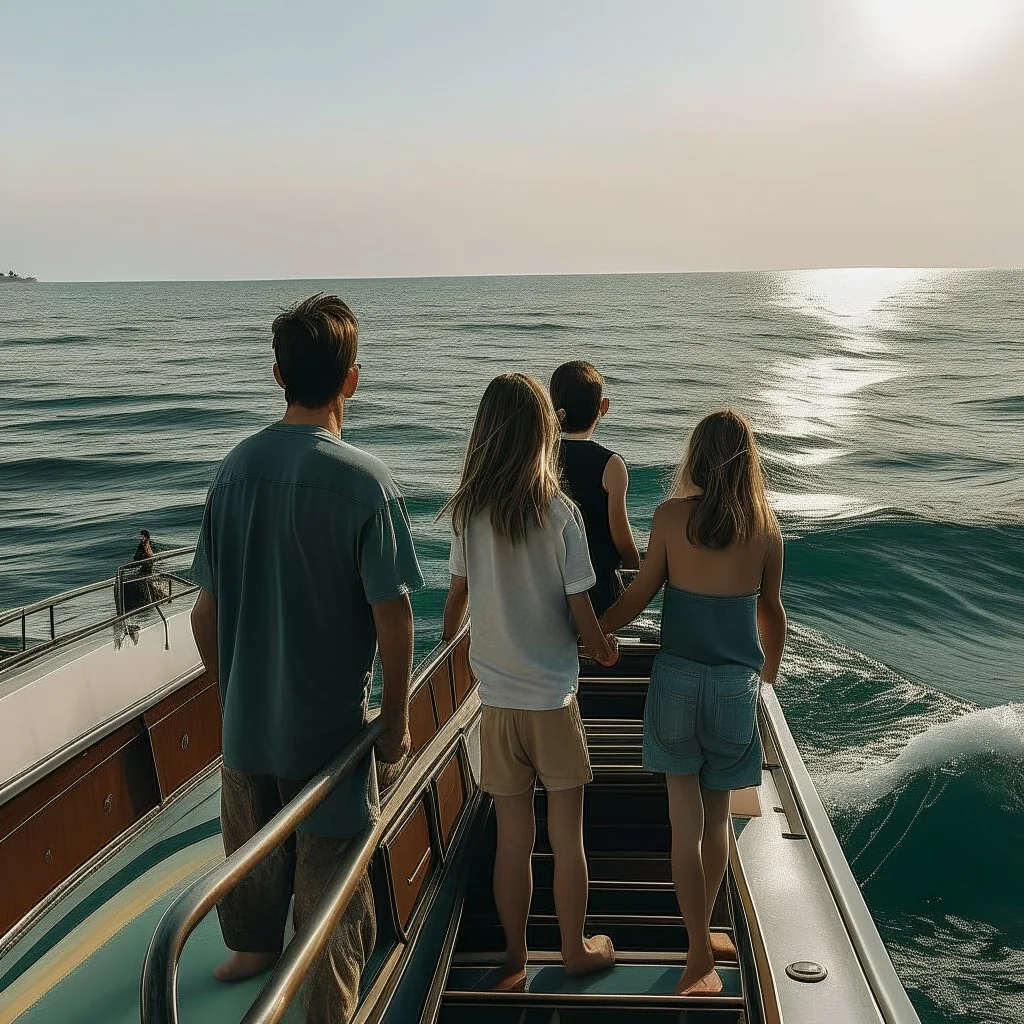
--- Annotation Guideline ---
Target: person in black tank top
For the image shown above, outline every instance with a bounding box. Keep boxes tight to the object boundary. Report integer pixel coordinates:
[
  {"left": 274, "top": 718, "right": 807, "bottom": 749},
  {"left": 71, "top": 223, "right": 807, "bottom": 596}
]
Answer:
[{"left": 551, "top": 361, "right": 640, "bottom": 615}]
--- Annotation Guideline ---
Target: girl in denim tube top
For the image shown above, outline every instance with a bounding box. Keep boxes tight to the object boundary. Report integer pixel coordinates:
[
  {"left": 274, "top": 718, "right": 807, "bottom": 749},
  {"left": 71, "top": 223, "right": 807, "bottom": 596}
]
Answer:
[{"left": 600, "top": 409, "right": 787, "bottom": 997}]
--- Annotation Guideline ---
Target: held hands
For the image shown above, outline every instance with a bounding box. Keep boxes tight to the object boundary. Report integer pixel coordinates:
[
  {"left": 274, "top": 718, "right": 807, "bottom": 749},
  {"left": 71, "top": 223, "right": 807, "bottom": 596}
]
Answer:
[
  {"left": 595, "top": 634, "right": 619, "bottom": 667},
  {"left": 376, "top": 723, "right": 411, "bottom": 764}
]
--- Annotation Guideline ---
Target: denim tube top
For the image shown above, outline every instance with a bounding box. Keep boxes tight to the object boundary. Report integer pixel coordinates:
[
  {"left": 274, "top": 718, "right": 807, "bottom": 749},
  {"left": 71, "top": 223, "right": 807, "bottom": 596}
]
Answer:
[{"left": 659, "top": 584, "right": 764, "bottom": 673}]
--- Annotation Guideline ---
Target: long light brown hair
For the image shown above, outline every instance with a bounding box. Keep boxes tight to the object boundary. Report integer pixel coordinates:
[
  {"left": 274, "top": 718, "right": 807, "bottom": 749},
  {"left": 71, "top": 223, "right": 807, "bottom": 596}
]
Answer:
[
  {"left": 672, "top": 409, "right": 776, "bottom": 549},
  {"left": 442, "top": 373, "right": 563, "bottom": 543}
]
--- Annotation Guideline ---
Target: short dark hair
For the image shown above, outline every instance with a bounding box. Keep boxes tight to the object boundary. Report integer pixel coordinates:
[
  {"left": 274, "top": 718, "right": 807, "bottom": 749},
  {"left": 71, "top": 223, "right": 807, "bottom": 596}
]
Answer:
[
  {"left": 549, "top": 361, "right": 604, "bottom": 432},
  {"left": 272, "top": 293, "right": 359, "bottom": 408}
]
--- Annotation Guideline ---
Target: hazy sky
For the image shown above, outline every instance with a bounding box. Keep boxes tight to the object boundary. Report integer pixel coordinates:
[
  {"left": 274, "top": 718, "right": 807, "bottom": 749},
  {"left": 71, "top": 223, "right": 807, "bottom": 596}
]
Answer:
[{"left": 2, "top": 0, "right": 1023, "bottom": 280}]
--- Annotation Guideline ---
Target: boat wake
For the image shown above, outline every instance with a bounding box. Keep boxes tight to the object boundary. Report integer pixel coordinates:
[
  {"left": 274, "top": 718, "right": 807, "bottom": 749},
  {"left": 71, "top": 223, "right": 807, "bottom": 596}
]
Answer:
[{"left": 827, "top": 703, "right": 1024, "bottom": 812}]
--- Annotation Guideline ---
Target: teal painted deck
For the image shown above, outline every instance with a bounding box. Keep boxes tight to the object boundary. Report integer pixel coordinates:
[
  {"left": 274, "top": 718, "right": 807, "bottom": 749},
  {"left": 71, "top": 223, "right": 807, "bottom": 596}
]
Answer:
[
  {"left": 11, "top": 881, "right": 298, "bottom": 1024},
  {"left": 0, "top": 775, "right": 302, "bottom": 1024},
  {"left": 446, "top": 962, "right": 743, "bottom": 997}
]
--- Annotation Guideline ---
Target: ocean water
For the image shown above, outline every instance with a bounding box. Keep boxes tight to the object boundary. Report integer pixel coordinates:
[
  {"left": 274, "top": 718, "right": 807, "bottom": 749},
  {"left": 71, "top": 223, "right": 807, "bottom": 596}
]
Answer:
[{"left": 1, "top": 270, "right": 1022, "bottom": 1022}]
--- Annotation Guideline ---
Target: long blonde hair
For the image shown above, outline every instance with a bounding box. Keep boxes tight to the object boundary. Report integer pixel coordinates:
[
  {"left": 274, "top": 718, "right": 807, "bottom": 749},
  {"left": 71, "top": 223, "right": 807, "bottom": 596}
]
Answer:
[
  {"left": 442, "top": 373, "right": 563, "bottom": 543},
  {"left": 672, "top": 409, "right": 776, "bottom": 549}
]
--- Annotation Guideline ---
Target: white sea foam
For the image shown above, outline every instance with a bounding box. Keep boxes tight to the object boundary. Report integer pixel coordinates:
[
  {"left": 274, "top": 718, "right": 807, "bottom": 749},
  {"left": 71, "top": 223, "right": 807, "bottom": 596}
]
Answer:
[{"left": 828, "top": 703, "right": 1024, "bottom": 809}]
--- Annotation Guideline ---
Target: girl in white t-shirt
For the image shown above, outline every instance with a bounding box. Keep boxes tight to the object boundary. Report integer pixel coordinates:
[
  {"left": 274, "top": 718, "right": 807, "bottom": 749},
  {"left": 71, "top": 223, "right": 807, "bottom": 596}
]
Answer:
[{"left": 441, "top": 372, "right": 619, "bottom": 991}]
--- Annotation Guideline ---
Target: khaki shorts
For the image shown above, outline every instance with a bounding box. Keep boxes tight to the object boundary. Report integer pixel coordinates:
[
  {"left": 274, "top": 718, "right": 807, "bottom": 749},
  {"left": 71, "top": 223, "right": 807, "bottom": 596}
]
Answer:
[{"left": 480, "top": 697, "right": 593, "bottom": 796}]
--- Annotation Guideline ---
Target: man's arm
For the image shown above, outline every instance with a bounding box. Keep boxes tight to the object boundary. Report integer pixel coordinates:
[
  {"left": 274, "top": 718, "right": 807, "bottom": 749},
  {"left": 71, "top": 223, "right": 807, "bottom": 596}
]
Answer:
[
  {"left": 372, "top": 593, "right": 414, "bottom": 764},
  {"left": 442, "top": 574, "right": 469, "bottom": 641},
  {"left": 190, "top": 589, "right": 219, "bottom": 679},
  {"left": 603, "top": 455, "right": 641, "bottom": 570}
]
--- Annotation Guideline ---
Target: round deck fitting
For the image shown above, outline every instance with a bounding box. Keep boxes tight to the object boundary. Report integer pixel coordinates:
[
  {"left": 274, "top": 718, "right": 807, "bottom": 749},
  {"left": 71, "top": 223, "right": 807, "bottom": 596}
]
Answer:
[{"left": 786, "top": 961, "right": 828, "bottom": 983}]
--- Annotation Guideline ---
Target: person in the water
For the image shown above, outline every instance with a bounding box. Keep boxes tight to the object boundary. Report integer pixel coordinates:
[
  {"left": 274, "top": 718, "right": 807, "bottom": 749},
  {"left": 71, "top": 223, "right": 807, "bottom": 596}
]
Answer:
[
  {"left": 550, "top": 361, "right": 640, "bottom": 615},
  {"left": 441, "top": 373, "right": 619, "bottom": 991},
  {"left": 600, "top": 409, "right": 787, "bottom": 996}
]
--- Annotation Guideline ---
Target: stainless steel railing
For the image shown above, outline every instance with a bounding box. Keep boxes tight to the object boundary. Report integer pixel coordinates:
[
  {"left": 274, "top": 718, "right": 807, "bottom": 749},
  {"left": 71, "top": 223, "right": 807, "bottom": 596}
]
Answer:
[
  {"left": 140, "top": 620, "right": 473, "bottom": 1024},
  {"left": 760, "top": 686, "right": 921, "bottom": 1024},
  {"left": 0, "top": 546, "right": 198, "bottom": 673}
]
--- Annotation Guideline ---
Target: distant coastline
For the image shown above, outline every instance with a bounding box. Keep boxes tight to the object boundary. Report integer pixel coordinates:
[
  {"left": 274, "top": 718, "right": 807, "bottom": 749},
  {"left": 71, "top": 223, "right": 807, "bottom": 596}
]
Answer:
[{"left": 2, "top": 270, "right": 38, "bottom": 283}]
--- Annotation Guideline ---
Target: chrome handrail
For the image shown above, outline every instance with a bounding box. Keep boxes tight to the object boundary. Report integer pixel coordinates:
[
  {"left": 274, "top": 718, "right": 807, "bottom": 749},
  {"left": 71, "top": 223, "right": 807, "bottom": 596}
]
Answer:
[
  {"left": 0, "top": 577, "right": 117, "bottom": 627},
  {"left": 0, "top": 546, "right": 197, "bottom": 673},
  {"left": 140, "top": 621, "right": 472, "bottom": 1024},
  {"left": 760, "top": 686, "right": 921, "bottom": 1024}
]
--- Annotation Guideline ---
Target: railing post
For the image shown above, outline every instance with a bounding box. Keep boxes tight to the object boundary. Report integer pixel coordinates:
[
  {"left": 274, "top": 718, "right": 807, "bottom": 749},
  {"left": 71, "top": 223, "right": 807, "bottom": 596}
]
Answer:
[
  {"left": 49, "top": 605, "right": 55, "bottom": 642},
  {"left": 21, "top": 613, "right": 26, "bottom": 652}
]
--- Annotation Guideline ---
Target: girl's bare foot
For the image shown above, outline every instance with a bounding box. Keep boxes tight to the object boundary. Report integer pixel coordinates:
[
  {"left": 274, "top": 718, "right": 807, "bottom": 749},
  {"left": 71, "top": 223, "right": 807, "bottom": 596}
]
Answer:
[
  {"left": 213, "top": 950, "right": 278, "bottom": 982},
  {"left": 491, "top": 968, "right": 527, "bottom": 992},
  {"left": 676, "top": 942, "right": 723, "bottom": 995},
  {"left": 710, "top": 931, "right": 737, "bottom": 960},
  {"left": 676, "top": 967, "right": 724, "bottom": 995},
  {"left": 563, "top": 934, "right": 616, "bottom": 977},
  {"left": 492, "top": 952, "right": 528, "bottom": 992}
]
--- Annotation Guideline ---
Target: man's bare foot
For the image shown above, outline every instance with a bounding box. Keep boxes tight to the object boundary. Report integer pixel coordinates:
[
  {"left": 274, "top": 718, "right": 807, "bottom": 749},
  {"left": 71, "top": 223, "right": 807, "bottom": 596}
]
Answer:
[
  {"left": 676, "top": 943, "right": 723, "bottom": 995},
  {"left": 213, "top": 951, "right": 278, "bottom": 983},
  {"left": 564, "top": 934, "right": 616, "bottom": 977},
  {"left": 710, "top": 931, "right": 737, "bottom": 960}
]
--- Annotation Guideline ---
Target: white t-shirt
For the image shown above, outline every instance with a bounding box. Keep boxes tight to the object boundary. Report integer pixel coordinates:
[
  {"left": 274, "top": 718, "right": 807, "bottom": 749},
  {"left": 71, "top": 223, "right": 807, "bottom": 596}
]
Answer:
[{"left": 449, "top": 494, "right": 597, "bottom": 711}]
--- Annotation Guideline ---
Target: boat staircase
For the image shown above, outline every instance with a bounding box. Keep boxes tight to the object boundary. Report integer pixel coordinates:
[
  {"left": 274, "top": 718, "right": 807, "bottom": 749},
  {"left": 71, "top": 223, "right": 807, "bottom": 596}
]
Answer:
[{"left": 430, "top": 648, "right": 755, "bottom": 1023}]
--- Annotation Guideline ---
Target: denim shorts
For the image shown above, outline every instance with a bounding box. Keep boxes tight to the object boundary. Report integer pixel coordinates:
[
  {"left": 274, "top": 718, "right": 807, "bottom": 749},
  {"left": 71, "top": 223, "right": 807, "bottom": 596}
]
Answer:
[{"left": 642, "top": 651, "right": 763, "bottom": 791}]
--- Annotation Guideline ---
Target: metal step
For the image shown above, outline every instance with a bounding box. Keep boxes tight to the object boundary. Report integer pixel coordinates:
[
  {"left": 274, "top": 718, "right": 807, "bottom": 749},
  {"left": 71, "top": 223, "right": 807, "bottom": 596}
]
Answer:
[
  {"left": 455, "top": 912, "right": 725, "bottom": 956},
  {"left": 439, "top": 961, "right": 745, "bottom": 1023}
]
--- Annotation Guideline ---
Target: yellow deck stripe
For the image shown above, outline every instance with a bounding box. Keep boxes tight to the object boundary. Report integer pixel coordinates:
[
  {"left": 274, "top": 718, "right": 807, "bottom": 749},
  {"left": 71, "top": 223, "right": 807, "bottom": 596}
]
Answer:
[{"left": 0, "top": 843, "right": 222, "bottom": 1023}]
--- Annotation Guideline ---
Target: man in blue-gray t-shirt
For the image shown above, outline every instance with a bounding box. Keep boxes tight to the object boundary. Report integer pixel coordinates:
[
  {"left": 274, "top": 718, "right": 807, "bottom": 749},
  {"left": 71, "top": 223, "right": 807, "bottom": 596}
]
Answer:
[{"left": 189, "top": 293, "right": 423, "bottom": 1022}]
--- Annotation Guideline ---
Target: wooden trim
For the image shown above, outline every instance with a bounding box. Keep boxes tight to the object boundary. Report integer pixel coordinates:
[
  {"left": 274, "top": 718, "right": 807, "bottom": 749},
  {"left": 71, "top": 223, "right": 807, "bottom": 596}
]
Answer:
[
  {"left": 0, "top": 721, "right": 147, "bottom": 844},
  {"left": 142, "top": 669, "right": 216, "bottom": 728},
  {"left": 0, "top": 668, "right": 223, "bottom": 943},
  {"left": 451, "top": 635, "right": 474, "bottom": 705},
  {"left": 434, "top": 746, "right": 468, "bottom": 852},
  {"left": 147, "top": 681, "right": 222, "bottom": 800},
  {"left": 408, "top": 684, "right": 438, "bottom": 755},
  {"left": 0, "top": 733, "right": 160, "bottom": 937},
  {"left": 429, "top": 663, "right": 455, "bottom": 728},
  {"left": 383, "top": 798, "right": 434, "bottom": 936}
]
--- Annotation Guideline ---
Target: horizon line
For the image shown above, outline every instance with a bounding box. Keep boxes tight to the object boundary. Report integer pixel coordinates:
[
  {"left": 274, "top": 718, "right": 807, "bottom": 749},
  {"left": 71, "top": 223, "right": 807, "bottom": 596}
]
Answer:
[{"left": 14, "top": 263, "right": 1024, "bottom": 285}]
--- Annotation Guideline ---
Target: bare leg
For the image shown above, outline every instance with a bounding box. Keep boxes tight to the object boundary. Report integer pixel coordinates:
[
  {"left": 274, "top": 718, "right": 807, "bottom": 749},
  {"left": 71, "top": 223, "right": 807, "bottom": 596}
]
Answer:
[
  {"left": 665, "top": 773, "right": 722, "bottom": 995},
  {"left": 546, "top": 786, "right": 615, "bottom": 976},
  {"left": 492, "top": 790, "right": 536, "bottom": 988},
  {"left": 701, "top": 786, "right": 736, "bottom": 960}
]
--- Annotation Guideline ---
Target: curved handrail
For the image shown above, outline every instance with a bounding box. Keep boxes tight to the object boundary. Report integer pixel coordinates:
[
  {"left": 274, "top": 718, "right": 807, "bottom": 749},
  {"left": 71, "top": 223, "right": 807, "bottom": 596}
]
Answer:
[
  {"left": 0, "top": 546, "right": 198, "bottom": 673},
  {"left": 760, "top": 686, "right": 921, "bottom": 1024},
  {"left": 140, "top": 621, "right": 472, "bottom": 1024}
]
